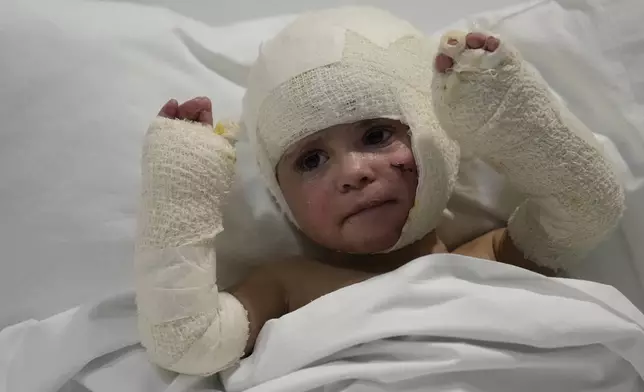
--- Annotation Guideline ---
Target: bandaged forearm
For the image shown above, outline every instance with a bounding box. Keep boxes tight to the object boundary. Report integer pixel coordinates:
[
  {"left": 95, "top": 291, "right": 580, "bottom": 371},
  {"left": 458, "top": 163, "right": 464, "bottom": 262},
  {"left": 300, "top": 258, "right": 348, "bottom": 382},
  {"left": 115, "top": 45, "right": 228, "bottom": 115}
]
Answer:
[
  {"left": 432, "top": 38, "right": 625, "bottom": 270},
  {"left": 135, "top": 117, "right": 249, "bottom": 375}
]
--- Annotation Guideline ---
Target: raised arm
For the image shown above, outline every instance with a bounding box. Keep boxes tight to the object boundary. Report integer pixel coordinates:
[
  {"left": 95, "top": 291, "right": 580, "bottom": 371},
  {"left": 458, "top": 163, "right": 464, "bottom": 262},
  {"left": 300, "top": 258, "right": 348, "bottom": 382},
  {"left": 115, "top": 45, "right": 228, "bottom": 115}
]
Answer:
[
  {"left": 432, "top": 32, "right": 624, "bottom": 271},
  {"left": 135, "top": 116, "right": 251, "bottom": 375}
]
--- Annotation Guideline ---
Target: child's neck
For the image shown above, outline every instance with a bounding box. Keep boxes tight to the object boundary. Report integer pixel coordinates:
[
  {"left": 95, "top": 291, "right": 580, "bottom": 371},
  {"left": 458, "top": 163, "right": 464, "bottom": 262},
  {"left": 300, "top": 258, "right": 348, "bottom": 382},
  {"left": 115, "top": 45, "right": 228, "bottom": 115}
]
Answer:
[{"left": 318, "top": 231, "right": 446, "bottom": 274}]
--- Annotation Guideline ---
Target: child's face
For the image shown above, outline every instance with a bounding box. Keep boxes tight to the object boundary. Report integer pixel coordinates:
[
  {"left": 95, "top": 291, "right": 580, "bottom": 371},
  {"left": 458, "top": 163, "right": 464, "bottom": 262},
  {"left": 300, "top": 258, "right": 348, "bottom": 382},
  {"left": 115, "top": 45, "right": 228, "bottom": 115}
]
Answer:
[{"left": 277, "top": 118, "right": 418, "bottom": 254}]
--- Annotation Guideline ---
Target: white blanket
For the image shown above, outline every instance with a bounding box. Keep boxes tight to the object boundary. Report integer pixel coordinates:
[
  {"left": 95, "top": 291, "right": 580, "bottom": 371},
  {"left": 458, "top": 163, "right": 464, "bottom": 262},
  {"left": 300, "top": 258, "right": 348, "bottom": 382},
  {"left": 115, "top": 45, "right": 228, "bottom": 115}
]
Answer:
[
  {"left": 222, "top": 256, "right": 644, "bottom": 392},
  {"left": 4, "top": 255, "right": 644, "bottom": 392}
]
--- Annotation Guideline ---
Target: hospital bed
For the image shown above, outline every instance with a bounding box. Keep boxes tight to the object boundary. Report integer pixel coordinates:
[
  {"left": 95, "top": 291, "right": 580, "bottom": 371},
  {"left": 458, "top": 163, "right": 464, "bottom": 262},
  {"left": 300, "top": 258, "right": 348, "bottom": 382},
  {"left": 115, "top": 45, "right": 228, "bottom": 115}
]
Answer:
[{"left": 1, "top": 0, "right": 644, "bottom": 391}]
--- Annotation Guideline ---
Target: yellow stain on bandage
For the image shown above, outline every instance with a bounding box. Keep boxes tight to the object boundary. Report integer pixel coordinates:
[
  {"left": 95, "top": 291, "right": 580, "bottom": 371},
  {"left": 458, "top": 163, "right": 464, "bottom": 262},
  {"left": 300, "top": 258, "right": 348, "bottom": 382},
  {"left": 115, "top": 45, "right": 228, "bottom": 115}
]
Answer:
[{"left": 214, "top": 122, "right": 226, "bottom": 136}]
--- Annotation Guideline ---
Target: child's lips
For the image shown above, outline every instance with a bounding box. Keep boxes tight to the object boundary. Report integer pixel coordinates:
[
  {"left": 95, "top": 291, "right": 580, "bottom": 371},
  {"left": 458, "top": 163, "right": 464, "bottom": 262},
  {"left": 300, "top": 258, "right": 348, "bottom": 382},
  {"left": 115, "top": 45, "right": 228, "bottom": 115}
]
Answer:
[{"left": 343, "top": 199, "right": 398, "bottom": 223}]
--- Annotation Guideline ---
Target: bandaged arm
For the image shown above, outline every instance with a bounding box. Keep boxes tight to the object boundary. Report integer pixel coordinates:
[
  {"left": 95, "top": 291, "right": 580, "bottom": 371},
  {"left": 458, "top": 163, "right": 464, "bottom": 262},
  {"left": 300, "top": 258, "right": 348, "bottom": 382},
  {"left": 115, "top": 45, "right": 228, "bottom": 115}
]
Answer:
[
  {"left": 432, "top": 37, "right": 625, "bottom": 270},
  {"left": 135, "top": 118, "right": 251, "bottom": 375}
]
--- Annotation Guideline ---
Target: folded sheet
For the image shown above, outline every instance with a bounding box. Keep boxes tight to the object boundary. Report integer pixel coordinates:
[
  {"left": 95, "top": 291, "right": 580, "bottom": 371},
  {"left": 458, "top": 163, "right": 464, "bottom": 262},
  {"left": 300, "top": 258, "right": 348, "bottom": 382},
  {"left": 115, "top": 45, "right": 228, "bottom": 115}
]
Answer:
[
  {"left": 4, "top": 255, "right": 644, "bottom": 392},
  {"left": 220, "top": 255, "right": 644, "bottom": 392}
]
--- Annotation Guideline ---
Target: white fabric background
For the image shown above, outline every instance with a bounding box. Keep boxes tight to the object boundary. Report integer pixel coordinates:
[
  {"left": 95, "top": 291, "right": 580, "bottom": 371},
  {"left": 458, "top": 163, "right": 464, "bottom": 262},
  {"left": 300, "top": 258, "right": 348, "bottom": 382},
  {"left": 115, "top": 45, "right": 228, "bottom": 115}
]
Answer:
[{"left": 106, "top": 0, "right": 532, "bottom": 29}]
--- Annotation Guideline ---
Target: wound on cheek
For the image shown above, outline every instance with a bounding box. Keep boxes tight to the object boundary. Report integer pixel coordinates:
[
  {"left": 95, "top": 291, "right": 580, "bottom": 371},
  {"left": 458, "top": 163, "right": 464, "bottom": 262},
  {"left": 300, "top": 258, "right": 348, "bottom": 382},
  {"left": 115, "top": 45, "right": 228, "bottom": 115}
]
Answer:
[{"left": 392, "top": 163, "right": 415, "bottom": 173}]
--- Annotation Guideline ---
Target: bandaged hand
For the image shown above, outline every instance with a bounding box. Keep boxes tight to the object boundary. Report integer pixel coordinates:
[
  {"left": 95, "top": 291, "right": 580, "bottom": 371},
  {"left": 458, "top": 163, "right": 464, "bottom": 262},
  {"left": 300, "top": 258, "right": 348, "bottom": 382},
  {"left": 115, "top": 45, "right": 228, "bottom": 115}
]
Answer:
[
  {"left": 432, "top": 32, "right": 624, "bottom": 270},
  {"left": 135, "top": 97, "right": 247, "bottom": 375}
]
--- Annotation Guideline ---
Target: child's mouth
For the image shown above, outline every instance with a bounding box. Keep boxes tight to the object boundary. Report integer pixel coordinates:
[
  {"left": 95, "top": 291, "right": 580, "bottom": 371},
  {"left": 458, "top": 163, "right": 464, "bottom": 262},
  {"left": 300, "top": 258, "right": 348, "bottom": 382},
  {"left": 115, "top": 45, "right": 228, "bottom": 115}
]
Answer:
[{"left": 344, "top": 199, "right": 398, "bottom": 223}]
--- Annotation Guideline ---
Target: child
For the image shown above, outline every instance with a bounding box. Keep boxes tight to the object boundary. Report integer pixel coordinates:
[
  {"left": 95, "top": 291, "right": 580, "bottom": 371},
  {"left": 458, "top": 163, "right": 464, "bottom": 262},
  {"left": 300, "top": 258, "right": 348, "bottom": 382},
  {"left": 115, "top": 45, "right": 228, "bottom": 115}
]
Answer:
[{"left": 135, "top": 7, "right": 624, "bottom": 376}]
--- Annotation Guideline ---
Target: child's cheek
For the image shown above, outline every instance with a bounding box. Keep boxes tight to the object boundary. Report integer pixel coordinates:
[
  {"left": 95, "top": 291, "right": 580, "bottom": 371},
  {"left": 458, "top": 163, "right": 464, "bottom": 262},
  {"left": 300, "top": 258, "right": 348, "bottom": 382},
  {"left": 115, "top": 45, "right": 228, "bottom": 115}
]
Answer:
[
  {"left": 294, "top": 178, "right": 335, "bottom": 229},
  {"left": 302, "top": 179, "right": 332, "bottom": 211}
]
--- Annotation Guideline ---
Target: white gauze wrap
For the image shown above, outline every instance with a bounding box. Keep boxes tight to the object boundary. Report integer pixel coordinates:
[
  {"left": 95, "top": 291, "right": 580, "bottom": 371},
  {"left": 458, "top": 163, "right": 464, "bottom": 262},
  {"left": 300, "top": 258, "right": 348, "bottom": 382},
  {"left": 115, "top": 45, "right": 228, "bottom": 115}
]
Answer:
[
  {"left": 135, "top": 118, "right": 249, "bottom": 375},
  {"left": 431, "top": 31, "right": 625, "bottom": 269},
  {"left": 242, "top": 7, "right": 460, "bottom": 251}
]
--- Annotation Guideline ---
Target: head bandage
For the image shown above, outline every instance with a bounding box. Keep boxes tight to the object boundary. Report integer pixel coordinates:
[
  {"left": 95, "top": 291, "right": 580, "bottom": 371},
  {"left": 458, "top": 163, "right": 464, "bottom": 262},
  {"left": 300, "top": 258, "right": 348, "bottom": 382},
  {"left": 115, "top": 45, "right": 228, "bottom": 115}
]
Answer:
[{"left": 242, "top": 7, "right": 460, "bottom": 251}]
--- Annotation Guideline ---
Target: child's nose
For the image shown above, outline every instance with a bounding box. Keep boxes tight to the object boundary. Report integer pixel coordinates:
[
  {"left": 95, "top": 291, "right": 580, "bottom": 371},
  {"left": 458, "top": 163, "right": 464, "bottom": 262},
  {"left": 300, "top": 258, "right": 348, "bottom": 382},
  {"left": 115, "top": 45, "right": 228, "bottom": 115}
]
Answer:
[{"left": 336, "top": 153, "right": 376, "bottom": 192}]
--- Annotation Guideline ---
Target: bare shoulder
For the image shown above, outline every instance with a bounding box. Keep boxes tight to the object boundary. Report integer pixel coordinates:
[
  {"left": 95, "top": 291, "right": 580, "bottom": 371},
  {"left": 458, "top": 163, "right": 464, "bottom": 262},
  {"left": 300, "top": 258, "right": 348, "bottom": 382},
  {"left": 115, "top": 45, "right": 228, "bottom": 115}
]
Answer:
[{"left": 452, "top": 228, "right": 556, "bottom": 277}]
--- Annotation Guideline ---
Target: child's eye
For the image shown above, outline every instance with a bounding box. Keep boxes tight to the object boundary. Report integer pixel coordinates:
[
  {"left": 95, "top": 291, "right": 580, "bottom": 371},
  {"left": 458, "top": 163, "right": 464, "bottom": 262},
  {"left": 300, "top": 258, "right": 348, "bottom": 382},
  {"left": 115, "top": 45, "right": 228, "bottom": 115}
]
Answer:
[
  {"left": 363, "top": 127, "right": 393, "bottom": 146},
  {"left": 296, "top": 150, "right": 328, "bottom": 172}
]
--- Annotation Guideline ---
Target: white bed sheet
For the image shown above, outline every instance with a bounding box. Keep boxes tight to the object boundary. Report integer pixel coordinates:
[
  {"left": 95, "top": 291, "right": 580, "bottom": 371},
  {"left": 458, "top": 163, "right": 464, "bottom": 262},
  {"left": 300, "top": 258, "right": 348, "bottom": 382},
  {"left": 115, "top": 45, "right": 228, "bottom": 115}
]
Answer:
[
  {"left": 105, "top": 0, "right": 535, "bottom": 29},
  {"left": 220, "top": 255, "right": 644, "bottom": 392}
]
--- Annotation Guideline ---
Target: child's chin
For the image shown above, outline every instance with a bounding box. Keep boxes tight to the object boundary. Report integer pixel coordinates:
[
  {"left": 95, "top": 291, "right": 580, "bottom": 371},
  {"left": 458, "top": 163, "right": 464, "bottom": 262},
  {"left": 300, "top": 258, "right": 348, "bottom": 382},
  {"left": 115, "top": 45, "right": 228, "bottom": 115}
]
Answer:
[{"left": 343, "top": 229, "right": 401, "bottom": 254}]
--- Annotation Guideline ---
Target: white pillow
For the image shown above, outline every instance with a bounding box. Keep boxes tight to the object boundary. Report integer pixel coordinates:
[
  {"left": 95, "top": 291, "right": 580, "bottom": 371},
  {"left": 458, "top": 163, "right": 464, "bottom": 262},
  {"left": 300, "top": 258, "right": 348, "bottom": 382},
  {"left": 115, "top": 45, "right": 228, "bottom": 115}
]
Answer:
[{"left": 0, "top": 0, "right": 296, "bottom": 327}]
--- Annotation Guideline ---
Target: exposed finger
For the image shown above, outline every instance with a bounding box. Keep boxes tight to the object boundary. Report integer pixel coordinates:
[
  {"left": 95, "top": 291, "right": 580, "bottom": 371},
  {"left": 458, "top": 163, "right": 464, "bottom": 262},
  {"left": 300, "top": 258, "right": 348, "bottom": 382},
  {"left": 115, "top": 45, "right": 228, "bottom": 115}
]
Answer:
[
  {"left": 178, "top": 97, "right": 213, "bottom": 122},
  {"left": 465, "top": 32, "right": 486, "bottom": 49},
  {"left": 158, "top": 99, "right": 179, "bottom": 118},
  {"left": 177, "top": 99, "right": 202, "bottom": 121},
  {"left": 484, "top": 36, "right": 500, "bottom": 52},
  {"left": 435, "top": 53, "right": 454, "bottom": 73},
  {"left": 199, "top": 109, "right": 214, "bottom": 126},
  {"left": 197, "top": 96, "right": 212, "bottom": 111}
]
